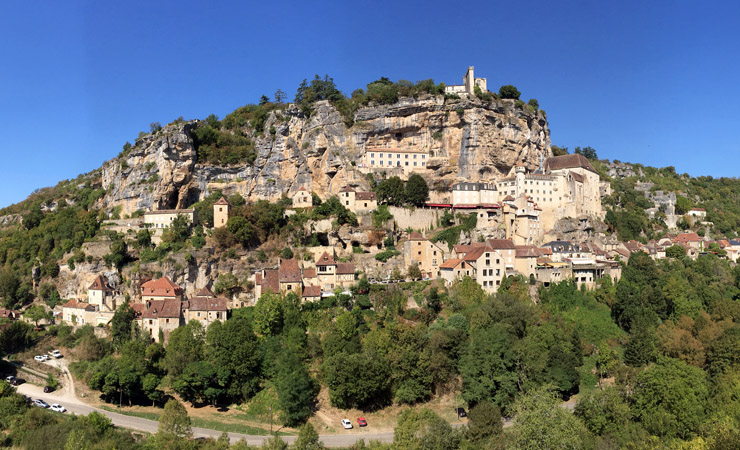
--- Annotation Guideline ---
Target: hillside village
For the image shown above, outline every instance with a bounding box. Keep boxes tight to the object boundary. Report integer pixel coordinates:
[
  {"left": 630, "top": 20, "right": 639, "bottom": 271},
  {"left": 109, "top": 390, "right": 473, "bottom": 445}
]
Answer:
[{"left": 1, "top": 67, "right": 737, "bottom": 344}]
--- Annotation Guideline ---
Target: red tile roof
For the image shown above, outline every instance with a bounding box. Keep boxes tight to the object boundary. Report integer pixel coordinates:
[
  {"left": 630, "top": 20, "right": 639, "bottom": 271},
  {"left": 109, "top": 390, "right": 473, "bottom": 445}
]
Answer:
[
  {"left": 487, "top": 239, "right": 516, "bottom": 250},
  {"left": 131, "top": 303, "right": 145, "bottom": 318},
  {"left": 339, "top": 186, "right": 356, "bottom": 193},
  {"left": 260, "top": 269, "right": 279, "bottom": 293},
  {"left": 142, "top": 299, "right": 182, "bottom": 319},
  {"left": 463, "top": 247, "right": 487, "bottom": 261},
  {"left": 302, "top": 268, "right": 316, "bottom": 278},
  {"left": 88, "top": 275, "right": 112, "bottom": 292},
  {"left": 141, "top": 277, "right": 182, "bottom": 298},
  {"left": 570, "top": 171, "right": 585, "bottom": 183},
  {"left": 316, "top": 251, "right": 336, "bottom": 266},
  {"left": 279, "top": 259, "right": 302, "bottom": 283},
  {"left": 185, "top": 297, "right": 228, "bottom": 312},
  {"left": 440, "top": 258, "right": 464, "bottom": 269},
  {"left": 516, "top": 246, "right": 540, "bottom": 258},
  {"left": 214, "top": 197, "right": 230, "bottom": 206},
  {"left": 302, "top": 285, "right": 321, "bottom": 298},
  {"left": 356, "top": 192, "right": 377, "bottom": 201},
  {"left": 336, "top": 263, "right": 355, "bottom": 275},
  {"left": 62, "top": 299, "right": 87, "bottom": 309},
  {"left": 675, "top": 233, "right": 701, "bottom": 243},
  {"left": 409, "top": 231, "right": 425, "bottom": 241},
  {"left": 502, "top": 195, "right": 515, "bottom": 202}
]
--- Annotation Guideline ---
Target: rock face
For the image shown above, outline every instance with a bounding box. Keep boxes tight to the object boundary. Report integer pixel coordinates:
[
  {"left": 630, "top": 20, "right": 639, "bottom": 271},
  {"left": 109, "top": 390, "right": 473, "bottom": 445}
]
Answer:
[{"left": 99, "top": 96, "right": 551, "bottom": 215}]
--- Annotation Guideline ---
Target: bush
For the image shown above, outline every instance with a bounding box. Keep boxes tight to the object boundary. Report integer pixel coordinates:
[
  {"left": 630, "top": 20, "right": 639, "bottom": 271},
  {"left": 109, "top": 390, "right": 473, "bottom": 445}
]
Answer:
[{"left": 498, "top": 85, "right": 521, "bottom": 100}]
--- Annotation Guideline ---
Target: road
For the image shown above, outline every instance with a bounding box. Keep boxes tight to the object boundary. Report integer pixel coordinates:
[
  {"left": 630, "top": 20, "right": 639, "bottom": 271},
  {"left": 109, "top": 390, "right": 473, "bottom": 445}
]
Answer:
[{"left": 13, "top": 359, "right": 395, "bottom": 447}]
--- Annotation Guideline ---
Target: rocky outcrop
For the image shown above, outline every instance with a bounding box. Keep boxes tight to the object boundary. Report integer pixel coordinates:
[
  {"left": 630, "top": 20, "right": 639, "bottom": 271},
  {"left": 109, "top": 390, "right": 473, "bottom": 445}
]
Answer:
[{"left": 98, "top": 96, "right": 550, "bottom": 215}]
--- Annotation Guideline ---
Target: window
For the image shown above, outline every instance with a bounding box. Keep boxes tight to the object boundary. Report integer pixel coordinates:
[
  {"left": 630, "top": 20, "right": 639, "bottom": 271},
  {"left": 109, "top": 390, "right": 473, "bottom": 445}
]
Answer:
[
  {"left": 219, "top": 207, "right": 222, "bottom": 212},
  {"left": 422, "top": 162, "right": 425, "bottom": 166},
  {"left": 422, "top": 154, "right": 425, "bottom": 159},
  {"left": 413, "top": 154, "right": 417, "bottom": 159},
  {"left": 414, "top": 162, "right": 417, "bottom": 166},
  {"left": 371, "top": 152, "right": 374, "bottom": 157}
]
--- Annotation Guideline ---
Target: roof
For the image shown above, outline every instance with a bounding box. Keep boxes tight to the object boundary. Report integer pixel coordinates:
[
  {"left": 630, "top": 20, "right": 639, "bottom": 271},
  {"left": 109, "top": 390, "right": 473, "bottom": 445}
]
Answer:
[
  {"left": 543, "top": 240, "right": 579, "bottom": 253},
  {"left": 141, "top": 277, "right": 182, "bottom": 298},
  {"left": 131, "top": 303, "right": 145, "bottom": 318},
  {"left": 302, "top": 268, "right": 316, "bottom": 278},
  {"left": 675, "top": 232, "right": 701, "bottom": 243},
  {"left": 214, "top": 197, "right": 230, "bottom": 206},
  {"left": 570, "top": 171, "right": 585, "bottom": 183},
  {"left": 546, "top": 154, "right": 598, "bottom": 174},
  {"left": 336, "top": 263, "right": 355, "bottom": 275},
  {"left": 302, "top": 286, "right": 322, "bottom": 297},
  {"left": 144, "top": 209, "right": 195, "bottom": 215},
  {"left": 196, "top": 286, "right": 216, "bottom": 298},
  {"left": 279, "top": 259, "right": 302, "bottom": 283},
  {"left": 486, "top": 239, "right": 516, "bottom": 250},
  {"left": 142, "top": 299, "right": 182, "bottom": 319},
  {"left": 260, "top": 269, "right": 279, "bottom": 293},
  {"left": 185, "top": 297, "right": 228, "bottom": 312},
  {"left": 356, "top": 192, "right": 377, "bottom": 201},
  {"left": 502, "top": 195, "right": 515, "bottom": 202},
  {"left": 297, "top": 186, "right": 309, "bottom": 192},
  {"left": 516, "top": 246, "right": 540, "bottom": 258},
  {"left": 690, "top": 207, "right": 706, "bottom": 211},
  {"left": 463, "top": 247, "right": 487, "bottom": 262},
  {"left": 316, "top": 251, "right": 336, "bottom": 266},
  {"left": 62, "top": 299, "right": 89, "bottom": 309},
  {"left": 88, "top": 275, "right": 112, "bottom": 292},
  {"left": 409, "top": 231, "right": 425, "bottom": 241},
  {"left": 440, "top": 258, "right": 464, "bottom": 269},
  {"left": 339, "top": 186, "right": 356, "bottom": 193}
]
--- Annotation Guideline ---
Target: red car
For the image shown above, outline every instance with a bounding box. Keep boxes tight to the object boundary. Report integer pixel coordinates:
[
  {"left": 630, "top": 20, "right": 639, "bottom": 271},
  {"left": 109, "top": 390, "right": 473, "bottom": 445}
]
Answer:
[{"left": 357, "top": 417, "right": 367, "bottom": 427}]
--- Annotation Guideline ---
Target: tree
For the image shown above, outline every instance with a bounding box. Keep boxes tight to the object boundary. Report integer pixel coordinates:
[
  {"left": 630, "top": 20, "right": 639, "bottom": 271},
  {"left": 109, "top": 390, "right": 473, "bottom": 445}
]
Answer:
[
  {"left": 150, "top": 122, "right": 162, "bottom": 133},
  {"left": 574, "top": 146, "right": 598, "bottom": 160},
  {"left": 509, "top": 386, "right": 591, "bottom": 450},
  {"left": 274, "top": 89, "right": 287, "bottom": 104},
  {"left": 375, "top": 176, "right": 405, "bottom": 206},
  {"left": 213, "top": 273, "right": 241, "bottom": 298},
  {"left": 574, "top": 386, "right": 631, "bottom": 436},
  {"left": 498, "top": 85, "right": 521, "bottom": 100},
  {"left": 666, "top": 244, "right": 687, "bottom": 259},
  {"left": 293, "top": 422, "right": 323, "bottom": 450},
  {"left": 467, "top": 400, "right": 503, "bottom": 443},
  {"left": 407, "top": 264, "right": 422, "bottom": 281},
  {"left": 0, "top": 269, "right": 20, "bottom": 309},
  {"left": 206, "top": 316, "right": 262, "bottom": 401},
  {"left": 632, "top": 357, "right": 708, "bottom": 439},
  {"left": 527, "top": 99, "right": 539, "bottom": 110},
  {"left": 158, "top": 398, "right": 192, "bottom": 439},
  {"left": 24, "top": 305, "right": 50, "bottom": 328},
  {"left": 254, "top": 292, "right": 284, "bottom": 336},
  {"left": 111, "top": 301, "right": 135, "bottom": 349},
  {"left": 404, "top": 174, "right": 429, "bottom": 207},
  {"left": 259, "top": 95, "right": 270, "bottom": 106},
  {"left": 164, "top": 321, "right": 205, "bottom": 377},
  {"left": 322, "top": 352, "right": 391, "bottom": 409},
  {"left": 394, "top": 408, "right": 462, "bottom": 450},
  {"left": 551, "top": 145, "right": 569, "bottom": 156},
  {"left": 459, "top": 325, "right": 518, "bottom": 412}
]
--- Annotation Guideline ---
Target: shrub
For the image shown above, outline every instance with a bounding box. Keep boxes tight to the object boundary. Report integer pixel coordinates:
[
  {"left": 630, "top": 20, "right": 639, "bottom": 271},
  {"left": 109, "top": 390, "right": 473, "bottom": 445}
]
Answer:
[{"left": 498, "top": 85, "right": 521, "bottom": 100}]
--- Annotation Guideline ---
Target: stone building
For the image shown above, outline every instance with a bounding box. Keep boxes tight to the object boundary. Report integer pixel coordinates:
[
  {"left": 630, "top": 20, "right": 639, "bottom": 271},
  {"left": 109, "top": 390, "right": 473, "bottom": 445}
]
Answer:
[
  {"left": 144, "top": 209, "right": 196, "bottom": 229},
  {"left": 362, "top": 148, "right": 429, "bottom": 174},
  {"left": 140, "top": 276, "right": 183, "bottom": 302},
  {"left": 338, "top": 186, "right": 377, "bottom": 214},
  {"left": 292, "top": 187, "right": 313, "bottom": 209},
  {"left": 403, "top": 231, "right": 448, "bottom": 279},
  {"left": 213, "top": 197, "right": 230, "bottom": 228},
  {"left": 182, "top": 287, "right": 228, "bottom": 328},
  {"left": 444, "top": 66, "right": 487, "bottom": 96}
]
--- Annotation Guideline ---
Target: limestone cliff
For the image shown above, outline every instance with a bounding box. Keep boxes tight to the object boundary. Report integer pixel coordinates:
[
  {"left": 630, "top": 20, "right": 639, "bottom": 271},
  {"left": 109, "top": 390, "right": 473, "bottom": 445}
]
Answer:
[{"left": 100, "top": 95, "right": 550, "bottom": 215}]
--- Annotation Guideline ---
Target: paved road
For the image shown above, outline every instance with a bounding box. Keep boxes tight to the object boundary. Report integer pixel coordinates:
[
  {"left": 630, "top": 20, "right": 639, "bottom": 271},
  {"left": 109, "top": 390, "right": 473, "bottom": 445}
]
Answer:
[{"left": 14, "top": 367, "right": 395, "bottom": 447}]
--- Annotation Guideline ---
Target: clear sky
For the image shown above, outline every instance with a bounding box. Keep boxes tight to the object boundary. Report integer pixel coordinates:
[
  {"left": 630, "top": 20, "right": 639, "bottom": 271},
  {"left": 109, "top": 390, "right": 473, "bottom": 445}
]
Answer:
[{"left": 1, "top": 0, "right": 739, "bottom": 209}]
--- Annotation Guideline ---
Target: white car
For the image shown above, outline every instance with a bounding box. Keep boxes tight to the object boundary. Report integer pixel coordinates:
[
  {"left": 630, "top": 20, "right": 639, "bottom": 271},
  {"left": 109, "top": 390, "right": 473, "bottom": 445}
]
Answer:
[
  {"left": 50, "top": 404, "right": 66, "bottom": 413},
  {"left": 341, "top": 419, "right": 353, "bottom": 429},
  {"left": 33, "top": 399, "right": 49, "bottom": 408},
  {"left": 50, "top": 350, "right": 62, "bottom": 359},
  {"left": 34, "top": 355, "right": 48, "bottom": 362}
]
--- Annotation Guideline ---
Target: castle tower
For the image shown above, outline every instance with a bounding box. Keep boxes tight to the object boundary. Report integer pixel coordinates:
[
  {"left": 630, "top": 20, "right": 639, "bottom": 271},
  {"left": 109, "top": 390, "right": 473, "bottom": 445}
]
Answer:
[
  {"left": 213, "top": 197, "right": 230, "bottom": 228},
  {"left": 515, "top": 163, "right": 526, "bottom": 196},
  {"left": 464, "top": 66, "right": 475, "bottom": 96}
]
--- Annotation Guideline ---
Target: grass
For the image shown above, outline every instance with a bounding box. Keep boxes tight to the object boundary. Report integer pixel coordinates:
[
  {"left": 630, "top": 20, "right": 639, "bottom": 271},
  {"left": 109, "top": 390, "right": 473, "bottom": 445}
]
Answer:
[{"left": 99, "top": 405, "right": 285, "bottom": 436}]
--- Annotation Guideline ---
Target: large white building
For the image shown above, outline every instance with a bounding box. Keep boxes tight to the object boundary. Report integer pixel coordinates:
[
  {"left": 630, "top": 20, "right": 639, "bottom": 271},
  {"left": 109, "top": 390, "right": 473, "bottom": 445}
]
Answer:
[{"left": 363, "top": 148, "right": 429, "bottom": 174}]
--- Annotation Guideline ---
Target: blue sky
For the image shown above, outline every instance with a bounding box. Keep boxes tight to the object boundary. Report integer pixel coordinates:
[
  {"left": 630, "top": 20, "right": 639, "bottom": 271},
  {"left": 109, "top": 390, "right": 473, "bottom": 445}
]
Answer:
[{"left": 1, "top": 0, "right": 739, "bottom": 209}]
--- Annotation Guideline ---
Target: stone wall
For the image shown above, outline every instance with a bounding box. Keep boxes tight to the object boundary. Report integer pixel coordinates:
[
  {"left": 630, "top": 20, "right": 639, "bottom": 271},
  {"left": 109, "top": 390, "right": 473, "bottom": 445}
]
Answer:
[{"left": 389, "top": 206, "right": 446, "bottom": 231}]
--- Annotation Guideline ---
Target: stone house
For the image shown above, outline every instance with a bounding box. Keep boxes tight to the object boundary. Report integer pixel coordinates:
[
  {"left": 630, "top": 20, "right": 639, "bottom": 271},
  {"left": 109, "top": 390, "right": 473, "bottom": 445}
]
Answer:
[
  {"left": 439, "top": 259, "right": 471, "bottom": 286},
  {"left": 141, "top": 276, "right": 183, "bottom": 302},
  {"left": 292, "top": 187, "right": 313, "bottom": 209},
  {"left": 138, "top": 299, "right": 182, "bottom": 343},
  {"left": 363, "top": 148, "right": 429, "bottom": 174},
  {"left": 87, "top": 275, "right": 117, "bottom": 312},
  {"left": 182, "top": 293, "right": 228, "bottom": 328},
  {"left": 403, "top": 231, "right": 447, "bottom": 278},
  {"left": 61, "top": 299, "right": 113, "bottom": 327},
  {"left": 338, "top": 186, "right": 378, "bottom": 214}
]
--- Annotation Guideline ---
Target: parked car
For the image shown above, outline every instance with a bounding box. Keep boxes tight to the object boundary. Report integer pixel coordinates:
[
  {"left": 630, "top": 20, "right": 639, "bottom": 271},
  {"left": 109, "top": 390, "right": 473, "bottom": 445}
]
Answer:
[
  {"left": 5, "top": 375, "right": 15, "bottom": 384},
  {"left": 341, "top": 419, "right": 353, "bottom": 429},
  {"left": 33, "top": 399, "right": 49, "bottom": 408},
  {"left": 50, "top": 404, "right": 66, "bottom": 413},
  {"left": 49, "top": 350, "right": 62, "bottom": 359},
  {"left": 34, "top": 355, "right": 48, "bottom": 362},
  {"left": 43, "top": 385, "right": 55, "bottom": 393},
  {"left": 357, "top": 417, "right": 367, "bottom": 427},
  {"left": 10, "top": 378, "right": 24, "bottom": 386},
  {"left": 455, "top": 407, "right": 467, "bottom": 418}
]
